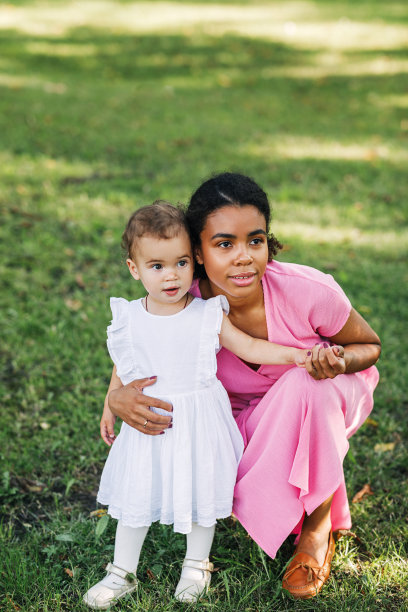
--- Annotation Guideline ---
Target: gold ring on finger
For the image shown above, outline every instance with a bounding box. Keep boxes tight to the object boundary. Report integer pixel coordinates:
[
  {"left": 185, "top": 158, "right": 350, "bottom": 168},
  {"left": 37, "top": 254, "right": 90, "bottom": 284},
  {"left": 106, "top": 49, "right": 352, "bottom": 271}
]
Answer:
[{"left": 143, "top": 419, "right": 148, "bottom": 428}]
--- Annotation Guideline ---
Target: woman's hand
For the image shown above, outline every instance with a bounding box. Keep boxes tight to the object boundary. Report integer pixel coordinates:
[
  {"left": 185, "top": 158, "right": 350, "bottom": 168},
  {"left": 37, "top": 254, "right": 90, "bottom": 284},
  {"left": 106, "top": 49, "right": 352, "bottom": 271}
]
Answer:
[
  {"left": 108, "top": 376, "right": 173, "bottom": 436},
  {"left": 305, "top": 308, "right": 381, "bottom": 380},
  {"left": 305, "top": 344, "right": 346, "bottom": 380}
]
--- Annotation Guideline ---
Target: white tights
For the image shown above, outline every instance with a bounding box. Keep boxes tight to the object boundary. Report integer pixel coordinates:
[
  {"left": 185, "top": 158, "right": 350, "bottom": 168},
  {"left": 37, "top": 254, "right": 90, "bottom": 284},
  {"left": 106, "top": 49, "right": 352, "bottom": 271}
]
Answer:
[{"left": 101, "top": 520, "right": 215, "bottom": 587}]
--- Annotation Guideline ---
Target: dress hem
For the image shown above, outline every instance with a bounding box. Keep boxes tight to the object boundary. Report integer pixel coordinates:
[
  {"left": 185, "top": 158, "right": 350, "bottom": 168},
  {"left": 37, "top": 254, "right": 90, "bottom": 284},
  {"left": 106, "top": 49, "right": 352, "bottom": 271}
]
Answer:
[{"left": 101, "top": 505, "right": 233, "bottom": 534}]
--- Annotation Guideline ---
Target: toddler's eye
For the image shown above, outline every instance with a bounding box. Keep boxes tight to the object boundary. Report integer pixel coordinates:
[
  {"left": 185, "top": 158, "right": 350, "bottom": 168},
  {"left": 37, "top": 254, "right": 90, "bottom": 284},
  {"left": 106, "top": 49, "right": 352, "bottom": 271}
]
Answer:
[
  {"left": 178, "top": 260, "right": 188, "bottom": 267},
  {"left": 152, "top": 264, "right": 162, "bottom": 270}
]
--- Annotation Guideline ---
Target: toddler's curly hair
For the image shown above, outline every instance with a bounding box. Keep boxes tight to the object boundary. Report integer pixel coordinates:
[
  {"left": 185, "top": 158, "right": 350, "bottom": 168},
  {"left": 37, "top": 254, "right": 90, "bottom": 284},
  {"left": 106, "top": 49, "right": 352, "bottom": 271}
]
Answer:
[{"left": 122, "top": 201, "right": 188, "bottom": 260}]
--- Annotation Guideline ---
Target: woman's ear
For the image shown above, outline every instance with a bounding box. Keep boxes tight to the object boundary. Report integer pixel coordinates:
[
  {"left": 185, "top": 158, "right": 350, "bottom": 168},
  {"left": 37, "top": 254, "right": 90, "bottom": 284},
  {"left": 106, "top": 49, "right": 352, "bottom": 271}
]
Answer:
[
  {"left": 126, "top": 258, "right": 140, "bottom": 281},
  {"left": 195, "top": 247, "right": 204, "bottom": 265}
]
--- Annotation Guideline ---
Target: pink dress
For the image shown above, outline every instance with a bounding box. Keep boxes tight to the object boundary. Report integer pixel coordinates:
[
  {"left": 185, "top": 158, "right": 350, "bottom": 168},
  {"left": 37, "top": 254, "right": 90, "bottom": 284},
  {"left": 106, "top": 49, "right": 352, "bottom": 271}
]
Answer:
[{"left": 190, "top": 261, "right": 379, "bottom": 559}]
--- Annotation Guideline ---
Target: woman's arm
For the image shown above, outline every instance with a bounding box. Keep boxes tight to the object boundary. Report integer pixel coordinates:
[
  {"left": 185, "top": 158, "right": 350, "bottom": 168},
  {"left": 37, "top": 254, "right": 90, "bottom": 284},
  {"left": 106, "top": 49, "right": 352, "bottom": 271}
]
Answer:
[
  {"left": 108, "top": 372, "right": 173, "bottom": 436},
  {"left": 306, "top": 308, "right": 381, "bottom": 380},
  {"left": 219, "top": 314, "right": 308, "bottom": 366}
]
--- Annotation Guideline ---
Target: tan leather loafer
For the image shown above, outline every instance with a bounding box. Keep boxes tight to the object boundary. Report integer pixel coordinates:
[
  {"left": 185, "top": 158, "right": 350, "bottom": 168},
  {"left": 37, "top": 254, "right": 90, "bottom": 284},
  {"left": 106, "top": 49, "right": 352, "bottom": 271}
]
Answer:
[{"left": 282, "top": 531, "right": 335, "bottom": 599}]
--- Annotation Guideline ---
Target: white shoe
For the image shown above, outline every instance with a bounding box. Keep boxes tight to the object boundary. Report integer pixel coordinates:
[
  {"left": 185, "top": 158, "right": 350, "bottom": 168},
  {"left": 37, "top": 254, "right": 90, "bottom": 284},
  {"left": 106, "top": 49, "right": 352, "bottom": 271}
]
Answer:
[
  {"left": 83, "top": 562, "right": 137, "bottom": 609},
  {"left": 174, "top": 558, "right": 213, "bottom": 602}
]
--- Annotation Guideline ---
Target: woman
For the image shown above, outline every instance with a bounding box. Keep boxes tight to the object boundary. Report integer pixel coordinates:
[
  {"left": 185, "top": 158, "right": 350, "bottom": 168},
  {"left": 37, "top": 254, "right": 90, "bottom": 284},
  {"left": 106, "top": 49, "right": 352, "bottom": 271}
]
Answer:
[{"left": 107, "top": 173, "right": 380, "bottom": 599}]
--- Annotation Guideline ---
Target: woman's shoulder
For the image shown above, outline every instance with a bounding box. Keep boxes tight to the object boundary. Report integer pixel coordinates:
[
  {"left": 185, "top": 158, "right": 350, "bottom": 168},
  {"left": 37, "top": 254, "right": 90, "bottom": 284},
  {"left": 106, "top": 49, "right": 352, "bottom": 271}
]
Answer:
[{"left": 264, "top": 260, "right": 344, "bottom": 293}]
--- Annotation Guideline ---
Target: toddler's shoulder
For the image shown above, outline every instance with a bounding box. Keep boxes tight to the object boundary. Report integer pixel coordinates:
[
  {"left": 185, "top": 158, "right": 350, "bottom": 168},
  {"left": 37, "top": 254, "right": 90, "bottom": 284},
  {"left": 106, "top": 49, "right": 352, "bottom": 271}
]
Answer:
[
  {"left": 109, "top": 296, "right": 142, "bottom": 326},
  {"left": 205, "top": 294, "right": 230, "bottom": 315}
]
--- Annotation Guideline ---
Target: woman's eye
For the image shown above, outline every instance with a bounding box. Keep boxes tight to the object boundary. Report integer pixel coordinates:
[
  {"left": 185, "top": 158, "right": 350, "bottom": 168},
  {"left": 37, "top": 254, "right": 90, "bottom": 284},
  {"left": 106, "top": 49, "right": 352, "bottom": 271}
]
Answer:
[
  {"left": 152, "top": 264, "right": 162, "bottom": 270},
  {"left": 250, "top": 237, "right": 264, "bottom": 245},
  {"left": 218, "top": 241, "right": 232, "bottom": 248}
]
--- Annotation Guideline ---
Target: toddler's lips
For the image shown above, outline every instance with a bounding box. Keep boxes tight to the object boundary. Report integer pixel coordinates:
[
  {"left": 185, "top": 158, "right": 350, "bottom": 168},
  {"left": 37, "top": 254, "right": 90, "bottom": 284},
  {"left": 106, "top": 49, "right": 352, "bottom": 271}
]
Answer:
[
  {"left": 163, "top": 287, "right": 179, "bottom": 296},
  {"left": 229, "top": 273, "right": 256, "bottom": 287}
]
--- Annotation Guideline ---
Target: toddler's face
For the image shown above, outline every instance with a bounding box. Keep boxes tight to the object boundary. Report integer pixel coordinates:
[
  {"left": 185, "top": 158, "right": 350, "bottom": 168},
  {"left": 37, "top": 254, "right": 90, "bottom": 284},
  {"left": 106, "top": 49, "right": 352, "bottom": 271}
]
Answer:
[{"left": 127, "top": 229, "right": 194, "bottom": 308}]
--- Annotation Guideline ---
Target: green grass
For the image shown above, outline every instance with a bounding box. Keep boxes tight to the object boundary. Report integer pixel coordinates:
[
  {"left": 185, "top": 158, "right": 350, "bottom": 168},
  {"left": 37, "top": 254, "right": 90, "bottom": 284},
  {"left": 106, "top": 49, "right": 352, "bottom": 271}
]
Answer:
[{"left": 1, "top": 0, "right": 407, "bottom": 610}]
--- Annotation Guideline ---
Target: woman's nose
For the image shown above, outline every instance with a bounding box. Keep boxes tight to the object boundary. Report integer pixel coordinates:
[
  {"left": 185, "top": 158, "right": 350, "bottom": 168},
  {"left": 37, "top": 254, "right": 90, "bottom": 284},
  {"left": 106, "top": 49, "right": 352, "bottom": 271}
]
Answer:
[{"left": 234, "top": 247, "right": 253, "bottom": 265}]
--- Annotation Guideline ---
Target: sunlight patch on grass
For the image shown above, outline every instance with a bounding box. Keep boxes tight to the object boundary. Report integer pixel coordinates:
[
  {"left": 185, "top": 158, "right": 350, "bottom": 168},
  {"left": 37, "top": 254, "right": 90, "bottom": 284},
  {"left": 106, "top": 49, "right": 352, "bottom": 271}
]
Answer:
[
  {"left": 370, "top": 93, "right": 408, "bottom": 109},
  {"left": 0, "top": 152, "right": 93, "bottom": 179},
  {"left": 0, "top": 72, "right": 67, "bottom": 93},
  {"left": 247, "top": 136, "right": 408, "bottom": 164},
  {"left": 260, "top": 55, "right": 408, "bottom": 79},
  {"left": 1, "top": 1, "right": 407, "bottom": 52},
  {"left": 216, "top": 19, "right": 408, "bottom": 51},
  {"left": 275, "top": 221, "right": 406, "bottom": 252},
  {"left": 25, "top": 41, "right": 97, "bottom": 57}
]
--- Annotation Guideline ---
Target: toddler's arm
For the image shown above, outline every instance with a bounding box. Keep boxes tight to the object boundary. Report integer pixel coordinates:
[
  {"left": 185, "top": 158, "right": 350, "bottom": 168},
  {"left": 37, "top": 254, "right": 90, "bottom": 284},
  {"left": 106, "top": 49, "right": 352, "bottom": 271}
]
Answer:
[
  {"left": 100, "top": 365, "right": 123, "bottom": 446},
  {"left": 219, "top": 314, "right": 308, "bottom": 366}
]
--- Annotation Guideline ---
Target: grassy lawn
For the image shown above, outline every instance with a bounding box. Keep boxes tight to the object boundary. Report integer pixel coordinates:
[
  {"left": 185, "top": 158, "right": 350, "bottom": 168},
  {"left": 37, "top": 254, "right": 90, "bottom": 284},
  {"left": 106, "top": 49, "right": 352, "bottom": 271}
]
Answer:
[{"left": 1, "top": 0, "right": 407, "bottom": 610}]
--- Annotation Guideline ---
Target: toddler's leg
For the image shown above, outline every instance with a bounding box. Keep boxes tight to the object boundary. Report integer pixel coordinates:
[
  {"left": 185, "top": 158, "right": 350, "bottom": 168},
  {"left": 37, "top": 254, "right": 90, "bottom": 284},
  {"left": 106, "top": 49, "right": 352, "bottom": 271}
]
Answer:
[
  {"left": 174, "top": 523, "right": 215, "bottom": 602},
  {"left": 186, "top": 522, "right": 215, "bottom": 559},
  {"left": 83, "top": 521, "right": 149, "bottom": 609},
  {"left": 113, "top": 520, "right": 149, "bottom": 574}
]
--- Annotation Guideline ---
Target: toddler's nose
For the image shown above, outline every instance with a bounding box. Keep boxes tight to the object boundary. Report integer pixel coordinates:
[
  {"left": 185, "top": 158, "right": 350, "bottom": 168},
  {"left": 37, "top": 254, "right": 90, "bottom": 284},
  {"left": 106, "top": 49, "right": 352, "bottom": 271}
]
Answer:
[{"left": 165, "top": 268, "right": 178, "bottom": 280}]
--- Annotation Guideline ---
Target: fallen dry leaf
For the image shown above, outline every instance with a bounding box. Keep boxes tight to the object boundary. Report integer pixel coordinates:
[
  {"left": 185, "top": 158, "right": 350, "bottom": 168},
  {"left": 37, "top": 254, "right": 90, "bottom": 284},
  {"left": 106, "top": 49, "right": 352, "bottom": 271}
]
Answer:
[
  {"left": 374, "top": 442, "right": 396, "bottom": 453},
  {"left": 352, "top": 483, "right": 374, "bottom": 504},
  {"left": 89, "top": 508, "right": 107, "bottom": 518},
  {"left": 64, "top": 298, "right": 82, "bottom": 311},
  {"left": 75, "top": 274, "right": 85, "bottom": 289},
  {"left": 146, "top": 568, "right": 156, "bottom": 581},
  {"left": 15, "top": 475, "right": 46, "bottom": 493},
  {"left": 366, "top": 417, "right": 378, "bottom": 427},
  {"left": 6, "top": 595, "right": 20, "bottom": 611},
  {"left": 64, "top": 568, "right": 74, "bottom": 578},
  {"left": 336, "top": 529, "right": 360, "bottom": 542}
]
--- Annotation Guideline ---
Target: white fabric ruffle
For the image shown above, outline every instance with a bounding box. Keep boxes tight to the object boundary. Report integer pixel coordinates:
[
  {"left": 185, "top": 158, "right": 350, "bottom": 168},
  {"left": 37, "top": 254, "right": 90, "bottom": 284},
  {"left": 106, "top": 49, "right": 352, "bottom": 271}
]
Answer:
[{"left": 107, "top": 297, "right": 140, "bottom": 384}]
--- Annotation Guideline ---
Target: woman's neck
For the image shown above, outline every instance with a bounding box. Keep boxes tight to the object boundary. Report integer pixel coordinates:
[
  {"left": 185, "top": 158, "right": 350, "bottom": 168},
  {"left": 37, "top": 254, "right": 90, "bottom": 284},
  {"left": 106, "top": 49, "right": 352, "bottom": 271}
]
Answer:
[{"left": 200, "top": 278, "right": 265, "bottom": 315}]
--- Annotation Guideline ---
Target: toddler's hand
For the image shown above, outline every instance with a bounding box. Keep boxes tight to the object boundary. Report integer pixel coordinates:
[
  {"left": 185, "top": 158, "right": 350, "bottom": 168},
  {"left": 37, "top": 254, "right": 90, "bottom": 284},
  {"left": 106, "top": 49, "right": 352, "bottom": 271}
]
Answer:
[
  {"left": 100, "top": 407, "right": 117, "bottom": 446},
  {"left": 294, "top": 348, "right": 308, "bottom": 368}
]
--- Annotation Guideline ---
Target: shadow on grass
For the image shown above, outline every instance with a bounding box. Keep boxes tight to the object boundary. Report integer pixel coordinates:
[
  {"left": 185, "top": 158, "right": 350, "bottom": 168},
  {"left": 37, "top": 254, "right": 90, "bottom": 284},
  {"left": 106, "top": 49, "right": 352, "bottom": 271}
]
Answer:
[{"left": 0, "top": 30, "right": 407, "bottom": 213}]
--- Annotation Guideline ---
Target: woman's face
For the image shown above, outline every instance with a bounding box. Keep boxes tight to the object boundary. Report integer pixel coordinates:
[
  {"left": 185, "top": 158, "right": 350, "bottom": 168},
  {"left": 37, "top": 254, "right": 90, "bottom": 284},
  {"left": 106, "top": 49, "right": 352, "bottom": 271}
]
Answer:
[{"left": 196, "top": 205, "right": 269, "bottom": 299}]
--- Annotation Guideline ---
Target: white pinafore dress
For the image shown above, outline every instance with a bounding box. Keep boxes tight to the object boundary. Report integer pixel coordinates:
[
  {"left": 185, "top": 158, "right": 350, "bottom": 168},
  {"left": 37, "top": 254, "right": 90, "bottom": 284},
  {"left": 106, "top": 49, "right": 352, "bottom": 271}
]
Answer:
[{"left": 97, "top": 295, "right": 244, "bottom": 534}]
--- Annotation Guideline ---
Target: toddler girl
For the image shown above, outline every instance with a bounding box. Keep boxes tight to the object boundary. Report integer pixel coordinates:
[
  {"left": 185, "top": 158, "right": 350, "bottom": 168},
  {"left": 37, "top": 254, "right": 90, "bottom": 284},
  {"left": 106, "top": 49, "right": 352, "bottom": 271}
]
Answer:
[{"left": 83, "top": 202, "right": 310, "bottom": 609}]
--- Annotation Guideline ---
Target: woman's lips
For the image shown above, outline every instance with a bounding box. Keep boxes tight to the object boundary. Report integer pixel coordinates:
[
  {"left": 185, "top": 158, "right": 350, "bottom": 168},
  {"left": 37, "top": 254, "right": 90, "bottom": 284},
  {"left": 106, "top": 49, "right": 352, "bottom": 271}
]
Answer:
[{"left": 229, "top": 273, "right": 256, "bottom": 287}]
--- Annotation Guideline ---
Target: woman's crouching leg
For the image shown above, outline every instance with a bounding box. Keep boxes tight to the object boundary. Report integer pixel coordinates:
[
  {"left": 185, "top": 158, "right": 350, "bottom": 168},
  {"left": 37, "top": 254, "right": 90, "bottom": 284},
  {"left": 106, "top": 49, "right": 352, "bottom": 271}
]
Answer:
[{"left": 232, "top": 367, "right": 374, "bottom": 558}]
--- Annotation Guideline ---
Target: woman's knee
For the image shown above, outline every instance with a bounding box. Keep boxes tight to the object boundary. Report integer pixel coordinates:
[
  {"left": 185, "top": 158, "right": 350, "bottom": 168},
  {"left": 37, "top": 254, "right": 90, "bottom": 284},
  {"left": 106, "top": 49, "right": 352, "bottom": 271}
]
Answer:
[{"left": 281, "top": 368, "right": 345, "bottom": 416}]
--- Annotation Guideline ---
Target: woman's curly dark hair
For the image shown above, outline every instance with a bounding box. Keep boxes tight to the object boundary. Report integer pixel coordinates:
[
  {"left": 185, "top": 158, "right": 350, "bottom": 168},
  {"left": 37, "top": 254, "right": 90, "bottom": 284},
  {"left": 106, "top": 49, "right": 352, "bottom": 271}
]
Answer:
[{"left": 186, "top": 172, "right": 282, "bottom": 279}]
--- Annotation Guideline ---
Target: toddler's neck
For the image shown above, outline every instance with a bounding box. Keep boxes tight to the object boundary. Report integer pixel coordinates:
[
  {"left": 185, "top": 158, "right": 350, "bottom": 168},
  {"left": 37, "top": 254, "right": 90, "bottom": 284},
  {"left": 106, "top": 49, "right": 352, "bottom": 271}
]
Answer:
[{"left": 143, "top": 292, "right": 191, "bottom": 316}]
